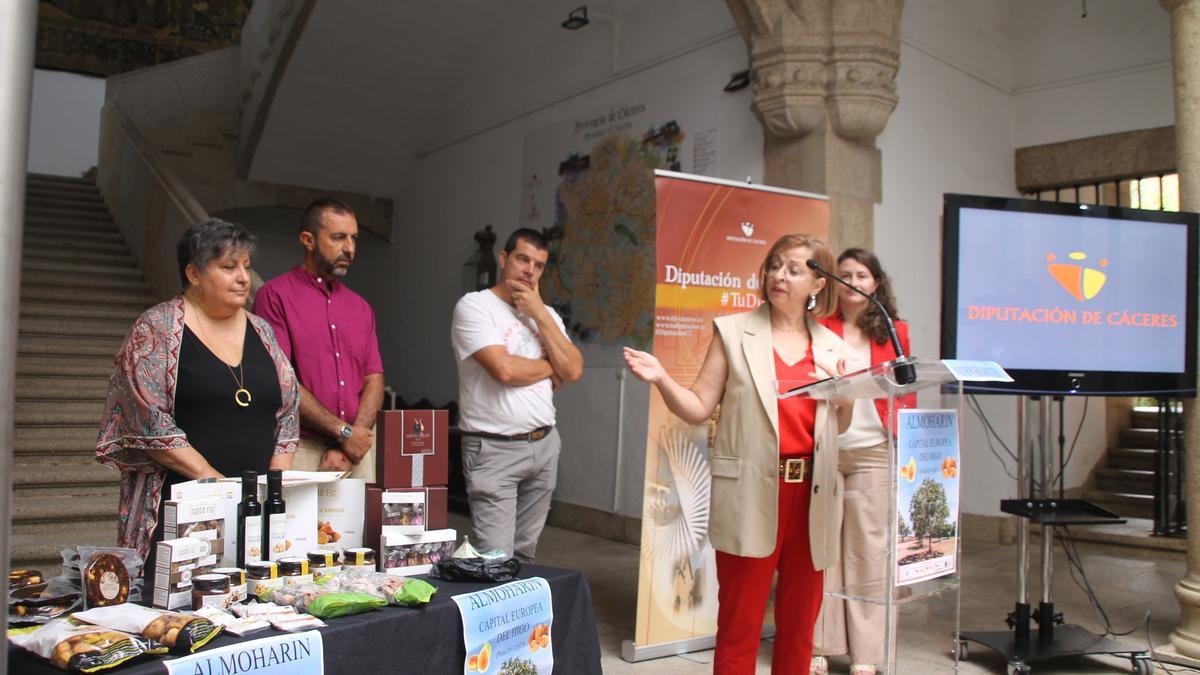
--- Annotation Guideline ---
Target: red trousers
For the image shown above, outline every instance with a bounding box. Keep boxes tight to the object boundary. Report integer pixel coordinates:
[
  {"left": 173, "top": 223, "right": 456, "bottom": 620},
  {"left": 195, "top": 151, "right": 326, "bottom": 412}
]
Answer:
[{"left": 714, "top": 478, "right": 825, "bottom": 674}]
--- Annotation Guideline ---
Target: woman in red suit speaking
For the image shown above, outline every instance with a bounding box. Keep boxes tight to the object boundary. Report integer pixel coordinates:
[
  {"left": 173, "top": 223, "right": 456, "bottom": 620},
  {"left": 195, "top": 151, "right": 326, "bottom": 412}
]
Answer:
[{"left": 811, "top": 247, "right": 915, "bottom": 675}]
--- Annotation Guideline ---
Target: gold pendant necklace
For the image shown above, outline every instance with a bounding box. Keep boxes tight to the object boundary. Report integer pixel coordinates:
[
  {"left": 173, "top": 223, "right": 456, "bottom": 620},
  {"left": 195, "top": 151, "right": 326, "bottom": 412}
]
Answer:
[
  {"left": 185, "top": 296, "right": 252, "bottom": 408},
  {"left": 231, "top": 367, "right": 252, "bottom": 408}
]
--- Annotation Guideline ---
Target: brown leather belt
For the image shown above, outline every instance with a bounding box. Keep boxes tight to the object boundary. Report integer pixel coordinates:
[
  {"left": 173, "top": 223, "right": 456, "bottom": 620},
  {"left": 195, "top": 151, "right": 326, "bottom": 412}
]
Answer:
[
  {"left": 462, "top": 426, "right": 553, "bottom": 442},
  {"left": 779, "top": 457, "right": 813, "bottom": 483}
]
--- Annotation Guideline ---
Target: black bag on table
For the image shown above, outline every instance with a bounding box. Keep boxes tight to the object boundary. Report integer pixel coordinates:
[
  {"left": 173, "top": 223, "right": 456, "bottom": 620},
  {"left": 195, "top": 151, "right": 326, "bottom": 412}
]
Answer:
[{"left": 428, "top": 557, "right": 521, "bottom": 583}]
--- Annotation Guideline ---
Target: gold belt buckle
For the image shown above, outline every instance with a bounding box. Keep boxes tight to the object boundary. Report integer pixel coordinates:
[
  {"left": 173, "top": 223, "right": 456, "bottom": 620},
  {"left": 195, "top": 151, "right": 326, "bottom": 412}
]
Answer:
[{"left": 781, "top": 457, "right": 809, "bottom": 483}]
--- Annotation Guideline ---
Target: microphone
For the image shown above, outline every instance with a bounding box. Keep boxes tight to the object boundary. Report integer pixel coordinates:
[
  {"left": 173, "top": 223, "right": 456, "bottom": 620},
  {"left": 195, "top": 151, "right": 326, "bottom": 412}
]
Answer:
[{"left": 805, "top": 259, "right": 917, "bottom": 386}]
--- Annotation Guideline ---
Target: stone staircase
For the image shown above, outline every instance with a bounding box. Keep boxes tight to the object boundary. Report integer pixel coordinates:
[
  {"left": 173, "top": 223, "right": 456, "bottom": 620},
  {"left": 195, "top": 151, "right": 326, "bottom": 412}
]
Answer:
[
  {"left": 10, "top": 173, "right": 157, "bottom": 572},
  {"left": 1084, "top": 405, "right": 1169, "bottom": 519}
]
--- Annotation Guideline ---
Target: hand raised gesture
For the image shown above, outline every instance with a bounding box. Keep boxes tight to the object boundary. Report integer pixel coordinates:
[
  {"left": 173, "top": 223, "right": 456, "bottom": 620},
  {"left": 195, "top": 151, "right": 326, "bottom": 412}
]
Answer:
[{"left": 623, "top": 347, "right": 667, "bottom": 385}]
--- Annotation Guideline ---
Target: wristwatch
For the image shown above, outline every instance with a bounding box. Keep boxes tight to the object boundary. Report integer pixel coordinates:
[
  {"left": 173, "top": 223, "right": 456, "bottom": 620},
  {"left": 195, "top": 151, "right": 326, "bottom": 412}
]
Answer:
[{"left": 339, "top": 424, "right": 354, "bottom": 441}]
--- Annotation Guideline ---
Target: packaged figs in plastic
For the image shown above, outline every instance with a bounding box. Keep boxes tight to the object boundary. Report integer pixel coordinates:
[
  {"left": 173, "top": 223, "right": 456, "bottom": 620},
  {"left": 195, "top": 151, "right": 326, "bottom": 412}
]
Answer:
[
  {"left": 8, "top": 618, "right": 167, "bottom": 672},
  {"left": 73, "top": 604, "right": 223, "bottom": 654},
  {"left": 8, "top": 569, "right": 44, "bottom": 592}
]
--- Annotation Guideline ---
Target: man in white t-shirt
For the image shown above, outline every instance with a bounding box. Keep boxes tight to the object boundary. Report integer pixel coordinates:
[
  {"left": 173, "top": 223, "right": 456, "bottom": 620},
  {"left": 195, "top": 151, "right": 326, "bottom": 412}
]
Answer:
[{"left": 450, "top": 228, "right": 584, "bottom": 562}]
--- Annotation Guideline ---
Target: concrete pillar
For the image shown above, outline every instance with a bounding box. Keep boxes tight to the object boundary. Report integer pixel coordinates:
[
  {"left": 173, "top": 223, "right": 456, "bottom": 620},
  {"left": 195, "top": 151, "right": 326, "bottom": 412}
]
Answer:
[
  {"left": 725, "top": 0, "right": 902, "bottom": 251},
  {"left": 1163, "top": 0, "right": 1200, "bottom": 660},
  {"left": 0, "top": 0, "right": 36, "bottom": 667}
]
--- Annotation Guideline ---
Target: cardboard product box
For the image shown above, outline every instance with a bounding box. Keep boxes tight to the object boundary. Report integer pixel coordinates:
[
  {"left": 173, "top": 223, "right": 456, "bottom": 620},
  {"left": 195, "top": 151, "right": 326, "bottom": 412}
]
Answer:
[
  {"left": 365, "top": 486, "right": 447, "bottom": 553},
  {"left": 261, "top": 471, "right": 349, "bottom": 560},
  {"left": 170, "top": 479, "right": 241, "bottom": 567},
  {"left": 364, "top": 486, "right": 382, "bottom": 554},
  {"left": 317, "top": 478, "right": 366, "bottom": 554},
  {"left": 382, "top": 529, "right": 456, "bottom": 577},
  {"left": 172, "top": 472, "right": 354, "bottom": 563},
  {"left": 153, "top": 537, "right": 214, "bottom": 610},
  {"left": 162, "top": 498, "right": 225, "bottom": 566},
  {"left": 424, "top": 486, "right": 448, "bottom": 530},
  {"left": 376, "top": 409, "right": 449, "bottom": 488}
]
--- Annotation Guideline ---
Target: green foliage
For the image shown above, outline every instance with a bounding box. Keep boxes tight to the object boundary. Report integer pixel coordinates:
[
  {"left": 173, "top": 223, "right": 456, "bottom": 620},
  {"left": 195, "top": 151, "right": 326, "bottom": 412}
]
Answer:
[{"left": 909, "top": 478, "right": 951, "bottom": 553}]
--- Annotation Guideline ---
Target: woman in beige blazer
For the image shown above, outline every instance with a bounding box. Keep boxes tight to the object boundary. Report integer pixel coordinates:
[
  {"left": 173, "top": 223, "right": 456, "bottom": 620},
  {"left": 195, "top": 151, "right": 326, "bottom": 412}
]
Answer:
[{"left": 625, "top": 234, "right": 850, "bottom": 674}]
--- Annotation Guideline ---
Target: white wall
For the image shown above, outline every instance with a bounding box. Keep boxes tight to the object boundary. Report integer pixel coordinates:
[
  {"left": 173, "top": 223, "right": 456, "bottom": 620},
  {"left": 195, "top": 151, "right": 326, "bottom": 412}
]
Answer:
[
  {"left": 1012, "top": 64, "right": 1174, "bottom": 148},
  {"left": 26, "top": 69, "right": 105, "bottom": 177}
]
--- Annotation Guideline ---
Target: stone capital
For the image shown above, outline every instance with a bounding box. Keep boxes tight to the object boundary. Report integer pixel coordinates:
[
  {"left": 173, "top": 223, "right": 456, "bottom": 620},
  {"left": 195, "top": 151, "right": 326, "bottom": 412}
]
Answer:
[
  {"left": 728, "top": 0, "right": 831, "bottom": 139},
  {"left": 727, "top": 0, "right": 901, "bottom": 141},
  {"left": 826, "top": 44, "right": 899, "bottom": 140}
]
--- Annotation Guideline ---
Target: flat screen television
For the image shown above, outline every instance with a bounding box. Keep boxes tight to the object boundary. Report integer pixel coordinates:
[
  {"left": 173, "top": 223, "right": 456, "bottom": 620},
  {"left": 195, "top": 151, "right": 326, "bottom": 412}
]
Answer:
[{"left": 941, "top": 193, "right": 1198, "bottom": 396}]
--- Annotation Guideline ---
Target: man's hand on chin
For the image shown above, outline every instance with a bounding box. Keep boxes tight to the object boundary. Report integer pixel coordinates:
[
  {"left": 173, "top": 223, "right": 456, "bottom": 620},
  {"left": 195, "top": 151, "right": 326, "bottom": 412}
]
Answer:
[{"left": 509, "top": 279, "right": 548, "bottom": 320}]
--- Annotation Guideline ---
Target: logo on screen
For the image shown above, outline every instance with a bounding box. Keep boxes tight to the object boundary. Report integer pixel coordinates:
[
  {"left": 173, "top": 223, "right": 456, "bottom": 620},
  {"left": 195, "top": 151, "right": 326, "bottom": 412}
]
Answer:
[
  {"left": 1046, "top": 251, "right": 1108, "bottom": 301},
  {"left": 740, "top": 221, "right": 754, "bottom": 237}
]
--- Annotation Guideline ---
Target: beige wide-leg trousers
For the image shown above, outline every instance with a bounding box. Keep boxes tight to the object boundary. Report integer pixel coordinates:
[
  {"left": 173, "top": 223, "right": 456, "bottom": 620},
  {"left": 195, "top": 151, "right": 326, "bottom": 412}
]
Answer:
[{"left": 813, "top": 441, "right": 897, "bottom": 667}]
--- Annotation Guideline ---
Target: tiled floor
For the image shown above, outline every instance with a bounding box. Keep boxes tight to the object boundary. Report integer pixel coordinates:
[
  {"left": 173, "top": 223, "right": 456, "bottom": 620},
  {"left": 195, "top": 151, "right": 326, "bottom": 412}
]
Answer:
[{"left": 449, "top": 512, "right": 1191, "bottom": 673}]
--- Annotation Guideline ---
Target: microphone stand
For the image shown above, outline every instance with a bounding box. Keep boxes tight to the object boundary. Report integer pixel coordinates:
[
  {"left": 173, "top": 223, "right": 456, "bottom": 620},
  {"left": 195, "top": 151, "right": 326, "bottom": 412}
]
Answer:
[{"left": 806, "top": 259, "right": 917, "bottom": 386}]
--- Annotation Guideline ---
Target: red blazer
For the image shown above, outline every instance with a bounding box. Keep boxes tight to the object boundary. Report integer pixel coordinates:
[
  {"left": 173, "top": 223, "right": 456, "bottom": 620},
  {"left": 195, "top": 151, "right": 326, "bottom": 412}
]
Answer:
[{"left": 819, "top": 313, "right": 917, "bottom": 433}]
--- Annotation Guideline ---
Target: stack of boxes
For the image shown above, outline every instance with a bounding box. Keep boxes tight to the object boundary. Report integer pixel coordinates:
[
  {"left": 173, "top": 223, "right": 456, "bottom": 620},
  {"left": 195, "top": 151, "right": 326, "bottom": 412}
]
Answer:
[
  {"left": 154, "top": 472, "right": 365, "bottom": 609},
  {"left": 367, "top": 409, "right": 457, "bottom": 575}
]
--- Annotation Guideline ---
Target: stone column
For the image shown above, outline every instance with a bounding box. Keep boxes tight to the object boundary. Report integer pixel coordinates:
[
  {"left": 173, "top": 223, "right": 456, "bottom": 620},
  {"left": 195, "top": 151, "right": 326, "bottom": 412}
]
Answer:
[
  {"left": 1163, "top": 0, "right": 1200, "bottom": 660},
  {"left": 0, "top": 0, "right": 36, "bottom": 666},
  {"left": 725, "top": 0, "right": 902, "bottom": 252}
]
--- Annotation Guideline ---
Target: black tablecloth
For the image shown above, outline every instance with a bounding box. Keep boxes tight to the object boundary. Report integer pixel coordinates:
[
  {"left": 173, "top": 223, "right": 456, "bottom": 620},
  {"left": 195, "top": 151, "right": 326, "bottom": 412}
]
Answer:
[{"left": 9, "top": 564, "right": 601, "bottom": 674}]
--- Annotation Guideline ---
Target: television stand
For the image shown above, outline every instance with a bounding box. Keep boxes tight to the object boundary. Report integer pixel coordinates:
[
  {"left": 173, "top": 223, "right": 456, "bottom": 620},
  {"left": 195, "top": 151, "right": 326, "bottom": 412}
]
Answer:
[
  {"left": 959, "top": 396, "right": 1148, "bottom": 674},
  {"left": 999, "top": 498, "right": 1124, "bottom": 526}
]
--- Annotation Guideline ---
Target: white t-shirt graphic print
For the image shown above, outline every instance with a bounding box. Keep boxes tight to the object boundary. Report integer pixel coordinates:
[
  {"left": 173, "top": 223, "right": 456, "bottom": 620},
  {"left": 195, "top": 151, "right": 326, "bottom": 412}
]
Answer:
[{"left": 451, "top": 289, "right": 570, "bottom": 436}]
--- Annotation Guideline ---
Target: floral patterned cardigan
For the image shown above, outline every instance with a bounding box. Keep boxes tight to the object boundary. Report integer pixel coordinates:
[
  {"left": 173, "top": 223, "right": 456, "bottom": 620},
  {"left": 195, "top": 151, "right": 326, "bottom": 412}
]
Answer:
[{"left": 96, "top": 296, "right": 300, "bottom": 562}]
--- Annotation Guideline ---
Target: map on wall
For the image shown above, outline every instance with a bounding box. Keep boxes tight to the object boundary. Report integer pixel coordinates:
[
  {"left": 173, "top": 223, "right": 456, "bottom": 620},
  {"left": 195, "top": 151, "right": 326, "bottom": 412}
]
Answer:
[{"left": 519, "top": 74, "right": 720, "bottom": 347}]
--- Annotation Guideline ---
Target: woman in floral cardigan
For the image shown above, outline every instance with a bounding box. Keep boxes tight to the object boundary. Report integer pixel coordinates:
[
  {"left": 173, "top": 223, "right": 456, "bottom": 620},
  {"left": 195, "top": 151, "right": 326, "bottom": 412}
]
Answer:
[{"left": 96, "top": 219, "right": 299, "bottom": 571}]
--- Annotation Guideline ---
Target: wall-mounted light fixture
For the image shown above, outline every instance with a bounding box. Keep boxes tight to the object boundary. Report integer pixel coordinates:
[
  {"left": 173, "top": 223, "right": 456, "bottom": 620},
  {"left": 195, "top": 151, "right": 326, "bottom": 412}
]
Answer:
[
  {"left": 723, "top": 69, "right": 751, "bottom": 92},
  {"left": 462, "top": 225, "right": 497, "bottom": 293},
  {"left": 562, "top": 6, "right": 589, "bottom": 30}
]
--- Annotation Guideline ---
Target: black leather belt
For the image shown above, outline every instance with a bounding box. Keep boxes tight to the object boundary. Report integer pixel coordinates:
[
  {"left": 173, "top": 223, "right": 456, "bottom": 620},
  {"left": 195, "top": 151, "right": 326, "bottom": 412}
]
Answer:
[{"left": 462, "top": 426, "right": 553, "bottom": 442}]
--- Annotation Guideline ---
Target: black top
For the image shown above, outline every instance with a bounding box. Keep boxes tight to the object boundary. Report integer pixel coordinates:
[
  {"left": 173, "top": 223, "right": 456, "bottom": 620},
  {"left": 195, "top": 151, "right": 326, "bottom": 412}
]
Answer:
[
  {"left": 168, "top": 321, "right": 281, "bottom": 483},
  {"left": 146, "top": 320, "right": 282, "bottom": 577}
]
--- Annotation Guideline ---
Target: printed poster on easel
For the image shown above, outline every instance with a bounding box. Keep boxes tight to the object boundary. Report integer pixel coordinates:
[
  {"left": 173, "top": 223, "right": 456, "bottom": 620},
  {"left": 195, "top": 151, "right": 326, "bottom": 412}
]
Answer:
[{"left": 895, "top": 409, "right": 961, "bottom": 586}]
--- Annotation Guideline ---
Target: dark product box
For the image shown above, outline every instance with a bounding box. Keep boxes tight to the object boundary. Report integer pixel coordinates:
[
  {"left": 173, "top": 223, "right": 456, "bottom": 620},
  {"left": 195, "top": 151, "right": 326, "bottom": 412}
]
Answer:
[
  {"left": 364, "top": 486, "right": 447, "bottom": 553},
  {"left": 376, "top": 409, "right": 449, "bottom": 488}
]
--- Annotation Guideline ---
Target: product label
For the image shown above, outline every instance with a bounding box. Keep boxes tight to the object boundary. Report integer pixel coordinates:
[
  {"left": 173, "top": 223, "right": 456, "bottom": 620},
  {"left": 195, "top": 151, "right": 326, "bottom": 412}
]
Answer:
[
  {"left": 267, "top": 513, "right": 288, "bottom": 561},
  {"left": 311, "top": 565, "right": 342, "bottom": 582},
  {"left": 247, "top": 577, "right": 283, "bottom": 599},
  {"left": 99, "top": 571, "right": 120, "bottom": 600},
  {"left": 199, "top": 591, "right": 233, "bottom": 611},
  {"left": 243, "top": 515, "right": 263, "bottom": 564}
]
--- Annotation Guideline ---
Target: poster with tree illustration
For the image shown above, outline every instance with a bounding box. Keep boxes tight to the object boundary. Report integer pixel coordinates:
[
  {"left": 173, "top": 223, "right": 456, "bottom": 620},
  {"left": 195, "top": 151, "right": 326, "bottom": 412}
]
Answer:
[{"left": 895, "top": 409, "right": 960, "bottom": 586}]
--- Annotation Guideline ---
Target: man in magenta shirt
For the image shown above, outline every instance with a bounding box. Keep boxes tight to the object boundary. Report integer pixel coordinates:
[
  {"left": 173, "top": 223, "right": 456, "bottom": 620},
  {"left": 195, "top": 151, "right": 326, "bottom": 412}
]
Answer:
[{"left": 253, "top": 198, "right": 384, "bottom": 479}]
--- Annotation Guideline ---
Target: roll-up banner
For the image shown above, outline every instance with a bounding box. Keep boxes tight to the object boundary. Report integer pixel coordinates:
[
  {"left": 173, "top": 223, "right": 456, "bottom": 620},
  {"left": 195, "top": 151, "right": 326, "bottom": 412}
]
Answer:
[{"left": 624, "top": 170, "right": 828, "bottom": 660}]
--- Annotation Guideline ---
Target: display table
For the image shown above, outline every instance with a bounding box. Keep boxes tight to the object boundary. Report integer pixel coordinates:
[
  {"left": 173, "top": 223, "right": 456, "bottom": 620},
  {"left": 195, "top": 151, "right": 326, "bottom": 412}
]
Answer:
[{"left": 9, "top": 564, "right": 602, "bottom": 674}]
